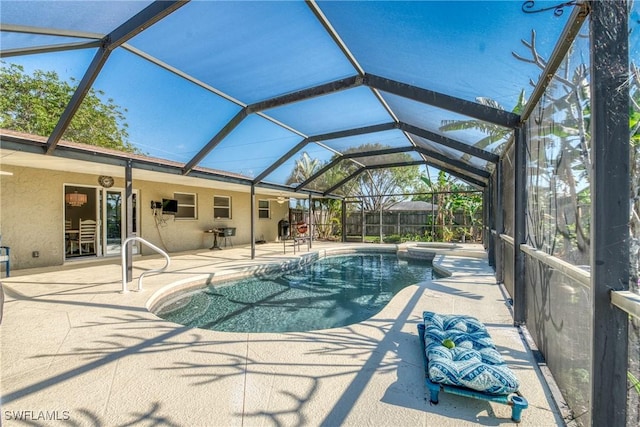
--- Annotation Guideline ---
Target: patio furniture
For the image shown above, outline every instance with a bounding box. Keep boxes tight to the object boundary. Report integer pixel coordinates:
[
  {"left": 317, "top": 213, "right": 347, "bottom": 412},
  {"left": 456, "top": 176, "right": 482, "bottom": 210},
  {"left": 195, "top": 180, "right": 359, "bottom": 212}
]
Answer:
[
  {"left": 204, "top": 229, "right": 222, "bottom": 250},
  {"left": 221, "top": 227, "right": 235, "bottom": 248},
  {"left": 293, "top": 222, "right": 310, "bottom": 249},
  {"left": 281, "top": 223, "right": 309, "bottom": 255},
  {"left": 418, "top": 311, "right": 528, "bottom": 423},
  {"left": 0, "top": 245, "right": 9, "bottom": 277},
  {"left": 65, "top": 219, "right": 79, "bottom": 255},
  {"left": 77, "top": 219, "right": 97, "bottom": 255}
]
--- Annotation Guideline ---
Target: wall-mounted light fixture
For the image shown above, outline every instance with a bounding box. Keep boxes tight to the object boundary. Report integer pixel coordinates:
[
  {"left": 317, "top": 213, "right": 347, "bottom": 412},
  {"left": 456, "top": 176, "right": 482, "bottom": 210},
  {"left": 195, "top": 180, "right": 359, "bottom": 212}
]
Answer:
[{"left": 65, "top": 191, "right": 87, "bottom": 207}]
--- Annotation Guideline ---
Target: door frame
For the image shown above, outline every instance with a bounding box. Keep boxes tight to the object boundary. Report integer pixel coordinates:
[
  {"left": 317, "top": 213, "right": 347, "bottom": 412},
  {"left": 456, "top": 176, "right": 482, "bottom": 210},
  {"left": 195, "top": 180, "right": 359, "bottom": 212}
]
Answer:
[
  {"left": 101, "top": 187, "right": 140, "bottom": 257},
  {"left": 63, "top": 184, "right": 100, "bottom": 259}
]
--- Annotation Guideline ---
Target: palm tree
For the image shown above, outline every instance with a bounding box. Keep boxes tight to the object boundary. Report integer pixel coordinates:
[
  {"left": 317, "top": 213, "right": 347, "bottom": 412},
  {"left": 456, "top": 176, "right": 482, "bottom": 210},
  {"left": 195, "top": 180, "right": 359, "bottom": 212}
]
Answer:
[
  {"left": 438, "top": 89, "right": 527, "bottom": 153},
  {"left": 286, "top": 152, "right": 320, "bottom": 186}
]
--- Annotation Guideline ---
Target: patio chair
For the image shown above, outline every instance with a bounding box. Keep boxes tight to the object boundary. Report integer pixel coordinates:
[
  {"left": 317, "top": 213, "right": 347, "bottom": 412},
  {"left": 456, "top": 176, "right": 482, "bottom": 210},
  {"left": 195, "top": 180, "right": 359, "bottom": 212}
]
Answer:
[
  {"left": 418, "top": 311, "right": 528, "bottom": 423},
  {"left": 78, "top": 218, "right": 97, "bottom": 255},
  {"left": 0, "top": 245, "right": 9, "bottom": 277}
]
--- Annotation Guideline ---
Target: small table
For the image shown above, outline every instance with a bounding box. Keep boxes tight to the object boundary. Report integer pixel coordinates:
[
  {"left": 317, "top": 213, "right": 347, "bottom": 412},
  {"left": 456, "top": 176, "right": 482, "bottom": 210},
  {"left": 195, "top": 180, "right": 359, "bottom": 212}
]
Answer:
[{"left": 204, "top": 229, "right": 224, "bottom": 250}]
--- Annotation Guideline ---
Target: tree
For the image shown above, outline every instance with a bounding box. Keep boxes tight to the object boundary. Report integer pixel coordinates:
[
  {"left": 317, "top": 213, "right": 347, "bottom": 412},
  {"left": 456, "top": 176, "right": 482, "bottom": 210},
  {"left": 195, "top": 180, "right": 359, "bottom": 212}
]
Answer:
[
  {"left": 339, "top": 143, "right": 421, "bottom": 211},
  {"left": 439, "top": 89, "right": 526, "bottom": 153},
  {"left": 285, "top": 143, "right": 422, "bottom": 239},
  {"left": 287, "top": 143, "right": 421, "bottom": 208},
  {"left": 415, "top": 171, "right": 482, "bottom": 242},
  {"left": 0, "top": 62, "right": 135, "bottom": 152},
  {"left": 286, "top": 151, "right": 321, "bottom": 186}
]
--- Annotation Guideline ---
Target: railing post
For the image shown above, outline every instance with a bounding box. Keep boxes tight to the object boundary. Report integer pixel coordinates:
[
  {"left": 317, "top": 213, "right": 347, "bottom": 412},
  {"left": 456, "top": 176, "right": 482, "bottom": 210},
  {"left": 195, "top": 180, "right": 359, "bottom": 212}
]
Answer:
[
  {"left": 589, "top": 1, "right": 629, "bottom": 425},
  {"left": 487, "top": 183, "right": 495, "bottom": 267},
  {"left": 341, "top": 199, "right": 346, "bottom": 243},
  {"left": 308, "top": 193, "right": 313, "bottom": 250},
  {"left": 361, "top": 201, "right": 365, "bottom": 243},
  {"left": 495, "top": 161, "right": 504, "bottom": 284},
  {"left": 513, "top": 125, "right": 527, "bottom": 325}
]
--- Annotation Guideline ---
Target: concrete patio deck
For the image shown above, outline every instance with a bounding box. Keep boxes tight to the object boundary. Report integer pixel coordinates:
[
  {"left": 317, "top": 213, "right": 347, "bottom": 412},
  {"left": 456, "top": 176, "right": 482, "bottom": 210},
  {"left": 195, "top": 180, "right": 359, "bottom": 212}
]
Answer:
[{"left": 0, "top": 242, "right": 564, "bottom": 426}]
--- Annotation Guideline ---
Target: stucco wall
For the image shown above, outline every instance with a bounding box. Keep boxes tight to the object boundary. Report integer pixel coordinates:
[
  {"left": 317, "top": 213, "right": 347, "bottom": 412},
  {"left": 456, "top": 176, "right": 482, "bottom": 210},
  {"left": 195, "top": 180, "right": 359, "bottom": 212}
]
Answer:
[
  {"left": 137, "top": 180, "right": 288, "bottom": 255},
  {"left": 0, "top": 165, "right": 289, "bottom": 272}
]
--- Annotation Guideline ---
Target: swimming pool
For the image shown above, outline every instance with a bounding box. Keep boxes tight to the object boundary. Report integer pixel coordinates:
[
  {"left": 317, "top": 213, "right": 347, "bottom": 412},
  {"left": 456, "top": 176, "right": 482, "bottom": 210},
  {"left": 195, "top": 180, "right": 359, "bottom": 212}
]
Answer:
[{"left": 153, "top": 252, "right": 436, "bottom": 333}]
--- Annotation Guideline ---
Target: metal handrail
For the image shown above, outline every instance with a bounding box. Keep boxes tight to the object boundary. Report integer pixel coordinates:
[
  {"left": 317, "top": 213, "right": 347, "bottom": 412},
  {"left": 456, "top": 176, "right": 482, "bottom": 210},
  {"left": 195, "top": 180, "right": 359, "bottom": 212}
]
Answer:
[{"left": 121, "top": 237, "right": 170, "bottom": 293}]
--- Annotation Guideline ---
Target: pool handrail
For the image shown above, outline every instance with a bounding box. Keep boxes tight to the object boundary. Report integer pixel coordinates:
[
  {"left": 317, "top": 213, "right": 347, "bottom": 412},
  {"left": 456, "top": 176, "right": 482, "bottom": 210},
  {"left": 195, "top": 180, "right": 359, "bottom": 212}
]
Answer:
[{"left": 121, "top": 237, "right": 170, "bottom": 293}]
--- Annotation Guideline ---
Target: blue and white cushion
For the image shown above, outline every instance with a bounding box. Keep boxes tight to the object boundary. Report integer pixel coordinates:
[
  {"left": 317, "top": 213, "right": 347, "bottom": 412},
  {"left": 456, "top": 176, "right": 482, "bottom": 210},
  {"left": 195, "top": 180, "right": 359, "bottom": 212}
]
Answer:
[{"left": 423, "top": 311, "right": 520, "bottom": 395}]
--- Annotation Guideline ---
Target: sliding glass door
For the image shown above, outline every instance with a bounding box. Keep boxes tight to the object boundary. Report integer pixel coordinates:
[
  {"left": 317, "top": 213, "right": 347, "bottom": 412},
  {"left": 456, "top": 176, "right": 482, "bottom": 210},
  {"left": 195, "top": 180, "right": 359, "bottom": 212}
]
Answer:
[{"left": 102, "top": 189, "right": 139, "bottom": 256}]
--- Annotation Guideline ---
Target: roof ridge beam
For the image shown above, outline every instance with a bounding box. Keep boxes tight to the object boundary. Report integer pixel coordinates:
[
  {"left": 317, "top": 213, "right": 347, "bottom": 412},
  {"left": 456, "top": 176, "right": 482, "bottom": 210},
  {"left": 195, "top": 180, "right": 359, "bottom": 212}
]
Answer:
[
  {"left": 399, "top": 122, "right": 499, "bottom": 163},
  {"left": 45, "top": 0, "right": 188, "bottom": 154},
  {"left": 247, "top": 75, "right": 363, "bottom": 113},
  {"left": 364, "top": 74, "right": 520, "bottom": 128}
]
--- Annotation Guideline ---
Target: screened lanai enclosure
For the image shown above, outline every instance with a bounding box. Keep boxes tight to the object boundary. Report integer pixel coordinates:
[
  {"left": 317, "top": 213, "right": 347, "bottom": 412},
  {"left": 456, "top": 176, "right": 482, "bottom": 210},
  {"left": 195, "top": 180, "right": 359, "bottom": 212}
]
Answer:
[{"left": 1, "top": 1, "right": 639, "bottom": 426}]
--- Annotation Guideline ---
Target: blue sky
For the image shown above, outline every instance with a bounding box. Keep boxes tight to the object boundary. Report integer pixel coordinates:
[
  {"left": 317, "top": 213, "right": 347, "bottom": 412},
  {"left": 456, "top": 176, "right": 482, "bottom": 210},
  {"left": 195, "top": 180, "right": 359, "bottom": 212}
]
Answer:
[{"left": 2, "top": 0, "right": 635, "bottom": 187}]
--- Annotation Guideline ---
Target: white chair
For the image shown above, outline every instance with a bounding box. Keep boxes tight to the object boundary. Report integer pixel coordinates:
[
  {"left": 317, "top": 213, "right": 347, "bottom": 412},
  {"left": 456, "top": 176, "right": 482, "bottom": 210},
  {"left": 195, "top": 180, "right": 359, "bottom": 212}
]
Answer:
[{"left": 78, "top": 219, "right": 97, "bottom": 255}]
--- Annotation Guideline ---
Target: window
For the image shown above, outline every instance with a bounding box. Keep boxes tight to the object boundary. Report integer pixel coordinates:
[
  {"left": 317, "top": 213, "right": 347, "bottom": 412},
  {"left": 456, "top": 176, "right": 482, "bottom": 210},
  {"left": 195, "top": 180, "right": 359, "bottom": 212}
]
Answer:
[
  {"left": 174, "top": 192, "right": 197, "bottom": 219},
  {"left": 258, "top": 199, "right": 270, "bottom": 219},
  {"left": 214, "top": 195, "right": 231, "bottom": 219}
]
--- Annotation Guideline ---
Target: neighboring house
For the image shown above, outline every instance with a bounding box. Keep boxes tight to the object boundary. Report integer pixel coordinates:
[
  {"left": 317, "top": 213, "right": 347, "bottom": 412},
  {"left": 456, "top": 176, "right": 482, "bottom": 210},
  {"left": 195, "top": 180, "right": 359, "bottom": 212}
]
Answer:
[
  {"left": 387, "top": 200, "right": 438, "bottom": 213},
  {"left": 0, "top": 130, "right": 292, "bottom": 272}
]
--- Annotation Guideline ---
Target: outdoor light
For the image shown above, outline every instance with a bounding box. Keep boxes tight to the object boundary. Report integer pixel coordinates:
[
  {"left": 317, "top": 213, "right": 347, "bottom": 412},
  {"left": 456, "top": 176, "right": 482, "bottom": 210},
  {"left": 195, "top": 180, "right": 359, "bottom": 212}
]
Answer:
[{"left": 65, "top": 191, "right": 87, "bottom": 207}]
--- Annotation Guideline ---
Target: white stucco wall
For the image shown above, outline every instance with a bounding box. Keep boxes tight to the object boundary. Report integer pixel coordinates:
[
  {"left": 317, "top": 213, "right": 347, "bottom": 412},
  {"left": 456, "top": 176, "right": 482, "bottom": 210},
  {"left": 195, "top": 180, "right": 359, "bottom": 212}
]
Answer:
[{"left": 0, "top": 164, "right": 290, "bottom": 272}]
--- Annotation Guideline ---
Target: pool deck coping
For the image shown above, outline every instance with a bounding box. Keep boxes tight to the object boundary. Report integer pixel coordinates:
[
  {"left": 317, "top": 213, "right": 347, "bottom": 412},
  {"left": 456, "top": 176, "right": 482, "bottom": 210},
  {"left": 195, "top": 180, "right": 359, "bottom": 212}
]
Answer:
[{"left": 0, "top": 242, "right": 564, "bottom": 426}]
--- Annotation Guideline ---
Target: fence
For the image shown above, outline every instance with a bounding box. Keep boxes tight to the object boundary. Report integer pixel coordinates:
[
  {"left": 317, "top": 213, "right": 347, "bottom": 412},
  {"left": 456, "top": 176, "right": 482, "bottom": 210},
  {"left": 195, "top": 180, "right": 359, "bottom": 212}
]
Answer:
[{"left": 344, "top": 204, "right": 482, "bottom": 243}]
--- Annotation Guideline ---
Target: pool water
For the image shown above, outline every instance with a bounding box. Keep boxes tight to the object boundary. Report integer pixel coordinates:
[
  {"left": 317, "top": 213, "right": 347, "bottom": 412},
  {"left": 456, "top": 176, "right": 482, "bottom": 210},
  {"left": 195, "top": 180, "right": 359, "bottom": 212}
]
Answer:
[{"left": 154, "top": 253, "right": 435, "bottom": 333}]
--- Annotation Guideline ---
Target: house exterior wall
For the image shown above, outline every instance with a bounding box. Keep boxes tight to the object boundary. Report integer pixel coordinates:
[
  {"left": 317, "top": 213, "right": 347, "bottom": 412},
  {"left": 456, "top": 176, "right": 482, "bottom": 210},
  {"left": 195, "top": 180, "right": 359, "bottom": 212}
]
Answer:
[{"left": 0, "top": 164, "right": 288, "bottom": 271}]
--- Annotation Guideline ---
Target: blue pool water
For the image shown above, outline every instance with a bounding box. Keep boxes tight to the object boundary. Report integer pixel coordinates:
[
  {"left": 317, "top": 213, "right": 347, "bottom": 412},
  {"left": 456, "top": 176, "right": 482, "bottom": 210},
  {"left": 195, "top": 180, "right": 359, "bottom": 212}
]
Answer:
[{"left": 154, "top": 253, "right": 435, "bottom": 333}]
